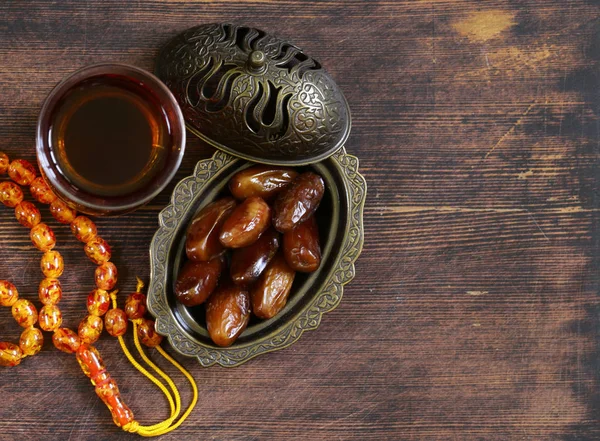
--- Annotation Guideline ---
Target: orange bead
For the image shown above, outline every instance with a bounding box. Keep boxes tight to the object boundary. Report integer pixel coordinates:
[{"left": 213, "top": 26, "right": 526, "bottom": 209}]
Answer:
[
  {"left": 0, "top": 342, "right": 23, "bottom": 367},
  {"left": 0, "top": 181, "right": 24, "bottom": 207},
  {"left": 52, "top": 328, "right": 81, "bottom": 353},
  {"left": 137, "top": 318, "right": 163, "bottom": 348},
  {"left": 30, "top": 177, "right": 56, "bottom": 204},
  {"left": 105, "top": 308, "right": 128, "bottom": 337},
  {"left": 14, "top": 201, "right": 41, "bottom": 228},
  {"left": 38, "top": 278, "right": 62, "bottom": 305},
  {"left": 8, "top": 159, "right": 36, "bottom": 186},
  {"left": 124, "top": 292, "right": 146, "bottom": 320},
  {"left": 76, "top": 344, "right": 105, "bottom": 380},
  {"left": 87, "top": 289, "right": 111, "bottom": 316},
  {"left": 94, "top": 371, "right": 110, "bottom": 386},
  {"left": 40, "top": 250, "right": 64, "bottom": 278},
  {"left": 78, "top": 315, "right": 104, "bottom": 344},
  {"left": 12, "top": 299, "right": 38, "bottom": 328},
  {"left": 30, "top": 223, "right": 56, "bottom": 251},
  {"left": 19, "top": 327, "right": 43, "bottom": 356},
  {"left": 95, "top": 262, "right": 117, "bottom": 291},
  {"left": 0, "top": 280, "right": 19, "bottom": 307},
  {"left": 84, "top": 237, "right": 111, "bottom": 264},
  {"left": 49, "top": 198, "right": 76, "bottom": 224},
  {"left": 39, "top": 304, "right": 63, "bottom": 332},
  {"left": 95, "top": 377, "right": 135, "bottom": 427},
  {"left": 0, "top": 152, "right": 9, "bottom": 174},
  {"left": 71, "top": 216, "right": 97, "bottom": 243}
]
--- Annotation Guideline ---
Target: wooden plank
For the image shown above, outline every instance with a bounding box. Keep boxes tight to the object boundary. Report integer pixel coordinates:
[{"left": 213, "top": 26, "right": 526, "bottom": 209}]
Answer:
[{"left": 0, "top": 0, "right": 598, "bottom": 439}]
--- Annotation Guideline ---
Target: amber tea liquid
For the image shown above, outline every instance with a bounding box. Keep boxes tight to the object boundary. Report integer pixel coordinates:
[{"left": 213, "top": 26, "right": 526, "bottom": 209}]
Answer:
[{"left": 48, "top": 75, "right": 172, "bottom": 197}]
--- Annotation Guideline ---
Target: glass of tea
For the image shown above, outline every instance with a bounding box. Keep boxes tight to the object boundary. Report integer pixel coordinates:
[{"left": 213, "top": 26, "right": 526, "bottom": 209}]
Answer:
[{"left": 36, "top": 63, "right": 186, "bottom": 215}]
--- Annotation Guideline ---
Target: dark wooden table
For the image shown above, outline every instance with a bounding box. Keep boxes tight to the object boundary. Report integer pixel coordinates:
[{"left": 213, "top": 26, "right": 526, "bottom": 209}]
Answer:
[{"left": 1, "top": 1, "right": 599, "bottom": 440}]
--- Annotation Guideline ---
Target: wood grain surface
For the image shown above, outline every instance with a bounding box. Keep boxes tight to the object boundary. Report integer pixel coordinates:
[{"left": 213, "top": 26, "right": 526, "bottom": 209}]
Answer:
[{"left": 0, "top": 0, "right": 599, "bottom": 439}]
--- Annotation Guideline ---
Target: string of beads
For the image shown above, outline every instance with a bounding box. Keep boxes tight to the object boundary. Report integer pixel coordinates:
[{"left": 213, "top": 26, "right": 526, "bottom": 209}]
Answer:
[
  {"left": 0, "top": 152, "right": 162, "bottom": 363},
  {"left": 0, "top": 152, "right": 197, "bottom": 435}
]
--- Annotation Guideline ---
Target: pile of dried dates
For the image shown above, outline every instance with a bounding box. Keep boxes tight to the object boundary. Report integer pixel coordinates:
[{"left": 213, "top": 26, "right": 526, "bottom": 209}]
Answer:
[{"left": 174, "top": 166, "right": 325, "bottom": 347}]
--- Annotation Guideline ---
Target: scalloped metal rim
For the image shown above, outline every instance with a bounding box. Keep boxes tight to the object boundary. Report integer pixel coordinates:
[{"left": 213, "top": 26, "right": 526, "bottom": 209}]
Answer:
[{"left": 147, "top": 147, "right": 366, "bottom": 367}]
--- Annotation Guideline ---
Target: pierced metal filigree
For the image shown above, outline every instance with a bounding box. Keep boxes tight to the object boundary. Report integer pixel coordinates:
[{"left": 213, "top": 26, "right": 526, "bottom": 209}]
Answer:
[{"left": 155, "top": 23, "right": 351, "bottom": 165}]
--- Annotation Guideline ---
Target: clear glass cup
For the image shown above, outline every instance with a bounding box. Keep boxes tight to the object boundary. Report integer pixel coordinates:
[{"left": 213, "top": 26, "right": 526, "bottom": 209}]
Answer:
[{"left": 36, "top": 63, "right": 186, "bottom": 216}]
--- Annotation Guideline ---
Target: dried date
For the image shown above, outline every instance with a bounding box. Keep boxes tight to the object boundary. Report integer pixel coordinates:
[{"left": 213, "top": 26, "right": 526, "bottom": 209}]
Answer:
[
  {"left": 219, "top": 197, "right": 271, "bottom": 248},
  {"left": 230, "top": 228, "right": 280, "bottom": 286},
  {"left": 205, "top": 282, "right": 251, "bottom": 347},
  {"left": 186, "top": 198, "right": 236, "bottom": 262},
  {"left": 174, "top": 257, "right": 223, "bottom": 307},
  {"left": 250, "top": 252, "right": 296, "bottom": 319},
  {"left": 229, "top": 165, "right": 298, "bottom": 200},
  {"left": 283, "top": 216, "right": 321, "bottom": 272},
  {"left": 273, "top": 172, "right": 325, "bottom": 233}
]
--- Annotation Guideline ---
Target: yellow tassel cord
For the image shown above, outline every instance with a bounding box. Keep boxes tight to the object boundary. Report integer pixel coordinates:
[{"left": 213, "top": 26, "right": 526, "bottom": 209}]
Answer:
[
  {"left": 109, "top": 289, "right": 199, "bottom": 436},
  {"left": 135, "top": 277, "right": 145, "bottom": 294}
]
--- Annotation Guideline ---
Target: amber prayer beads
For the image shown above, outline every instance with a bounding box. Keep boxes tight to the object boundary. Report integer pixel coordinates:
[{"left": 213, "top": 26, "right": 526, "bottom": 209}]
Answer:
[{"left": 0, "top": 151, "right": 162, "bottom": 429}]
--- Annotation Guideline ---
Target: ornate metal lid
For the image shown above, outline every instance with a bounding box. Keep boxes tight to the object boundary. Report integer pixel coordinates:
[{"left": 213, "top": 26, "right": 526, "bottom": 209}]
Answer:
[{"left": 155, "top": 23, "right": 351, "bottom": 166}]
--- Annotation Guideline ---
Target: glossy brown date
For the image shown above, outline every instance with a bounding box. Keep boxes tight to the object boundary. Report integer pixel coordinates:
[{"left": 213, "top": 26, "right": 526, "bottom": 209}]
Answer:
[
  {"left": 186, "top": 198, "right": 236, "bottom": 262},
  {"left": 273, "top": 172, "right": 325, "bottom": 233},
  {"left": 205, "top": 282, "right": 251, "bottom": 347},
  {"left": 229, "top": 165, "right": 299, "bottom": 200},
  {"left": 283, "top": 216, "right": 321, "bottom": 272},
  {"left": 230, "top": 228, "right": 280, "bottom": 286},
  {"left": 219, "top": 197, "right": 271, "bottom": 248},
  {"left": 174, "top": 257, "right": 223, "bottom": 307},
  {"left": 251, "top": 252, "right": 296, "bottom": 319}
]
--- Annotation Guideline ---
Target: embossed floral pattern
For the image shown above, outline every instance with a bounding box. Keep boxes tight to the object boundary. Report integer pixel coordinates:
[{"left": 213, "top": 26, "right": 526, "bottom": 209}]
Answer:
[{"left": 155, "top": 23, "right": 351, "bottom": 165}]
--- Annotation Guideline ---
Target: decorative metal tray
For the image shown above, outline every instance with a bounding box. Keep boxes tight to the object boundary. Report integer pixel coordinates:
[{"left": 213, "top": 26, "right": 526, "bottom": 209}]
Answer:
[{"left": 147, "top": 147, "right": 366, "bottom": 367}]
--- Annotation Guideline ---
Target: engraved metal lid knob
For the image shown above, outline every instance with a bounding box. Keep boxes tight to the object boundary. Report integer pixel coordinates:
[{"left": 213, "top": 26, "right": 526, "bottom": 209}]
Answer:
[
  {"left": 247, "top": 50, "right": 267, "bottom": 72},
  {"left": 155, "top": 23, "right": 352, "bottom": 166}
]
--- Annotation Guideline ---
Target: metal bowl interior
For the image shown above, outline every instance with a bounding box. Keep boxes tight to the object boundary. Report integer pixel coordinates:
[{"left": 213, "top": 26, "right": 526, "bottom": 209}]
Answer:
[{"left": 147, "top": 147, "right": 366, "bottom": 367}]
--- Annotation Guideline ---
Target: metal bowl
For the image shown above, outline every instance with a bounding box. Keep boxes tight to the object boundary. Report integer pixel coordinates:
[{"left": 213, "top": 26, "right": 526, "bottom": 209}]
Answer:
[{"left": 147, "top": 147, "right": 366, "bottom": 367}]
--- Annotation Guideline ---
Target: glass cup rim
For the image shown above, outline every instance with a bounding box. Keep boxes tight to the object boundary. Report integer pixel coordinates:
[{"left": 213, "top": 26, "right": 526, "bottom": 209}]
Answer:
[{"left": 36, "top": 62, "right": 186, "bottom": 216}]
